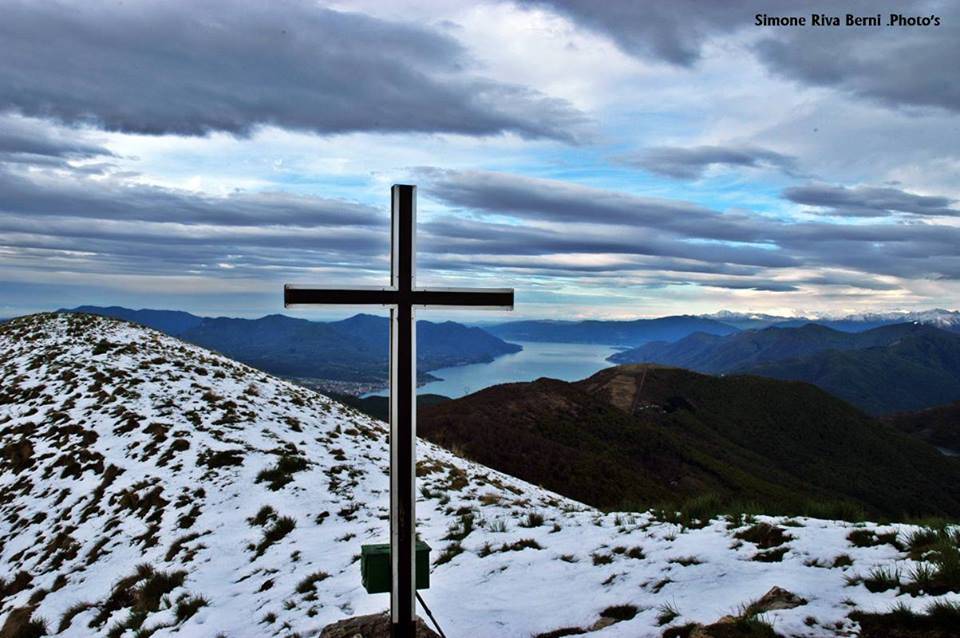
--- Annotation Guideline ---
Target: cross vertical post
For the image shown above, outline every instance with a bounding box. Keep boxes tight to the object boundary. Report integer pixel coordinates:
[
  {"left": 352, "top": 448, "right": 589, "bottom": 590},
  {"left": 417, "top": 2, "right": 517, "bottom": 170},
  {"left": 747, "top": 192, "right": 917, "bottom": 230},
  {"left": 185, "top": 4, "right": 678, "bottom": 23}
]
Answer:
[
  {"left": 284, "top": 184, "right": 513, "bottom": 638},
  {"left": 390, "top": 185, "right": 417, "bottom": 636}
]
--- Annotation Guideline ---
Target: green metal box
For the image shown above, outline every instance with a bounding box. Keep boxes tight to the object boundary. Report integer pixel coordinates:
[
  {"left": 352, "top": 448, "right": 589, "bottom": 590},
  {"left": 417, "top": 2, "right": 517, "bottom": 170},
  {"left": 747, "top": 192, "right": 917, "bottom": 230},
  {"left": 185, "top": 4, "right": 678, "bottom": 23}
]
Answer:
[{"left": 360, "top": 541, "right": 431, "bottom": 594}]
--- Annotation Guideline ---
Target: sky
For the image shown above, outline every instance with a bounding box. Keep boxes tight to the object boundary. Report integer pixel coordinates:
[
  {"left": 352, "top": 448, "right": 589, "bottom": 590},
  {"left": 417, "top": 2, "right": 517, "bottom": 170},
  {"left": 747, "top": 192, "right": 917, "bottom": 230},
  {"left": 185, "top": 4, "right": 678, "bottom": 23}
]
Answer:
[{"left": 1, "top": 0, "right": 959, "bottom": 320}]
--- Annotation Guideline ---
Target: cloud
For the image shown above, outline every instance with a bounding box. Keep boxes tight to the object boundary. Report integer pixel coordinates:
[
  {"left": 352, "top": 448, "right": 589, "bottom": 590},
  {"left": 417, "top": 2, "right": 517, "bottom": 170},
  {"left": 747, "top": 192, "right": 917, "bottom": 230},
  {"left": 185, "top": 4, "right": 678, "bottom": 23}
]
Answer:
[
  {"left": 0, "top": 168, "right": 383, "bottom": 229},
  {"left": 753, "top": 1, "right": 960, "bottom": 113},
  {"left": 619, "top": 145, "right": 799, "bottom": 179},
  {"left": 526, "top": 0, "right": 750, "bottom": 66},
  {"left": 784, "top": 183, "right": 959, "bottom": 217},
  {"left": 2, "top": 159, "right": 959, "bottom": 314},
  {"left": 0, "top": 0, "right": 585, "bottom": 141},
  {"left": 802, "top": 273, "right": 901, "bottom": 291},
  {"left": 0, "top": 155, "right": 393, "bottom": 286},
  {"left": 698, "top": 279, "right": 800, "bottom": 293},
  {"left": 417, "top": 167, "right": 960, "bottom": 284},
  {"left": 0, "top": 114, "right": 113, "bottom": 165},
  {"left": 417, "top": 168, "right": 777, "bottom": 243},
  {"left": 535, "top": 0, "right": 959, "bottom": 116},
  {"left": 419, "top": 217, "right": 797, "bottom": 269}
]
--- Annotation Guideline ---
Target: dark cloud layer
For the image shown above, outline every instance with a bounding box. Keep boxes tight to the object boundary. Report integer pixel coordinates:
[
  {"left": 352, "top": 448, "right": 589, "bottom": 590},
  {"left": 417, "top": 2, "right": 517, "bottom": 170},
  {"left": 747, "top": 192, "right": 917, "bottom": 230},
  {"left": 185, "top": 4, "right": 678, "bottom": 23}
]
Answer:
[
  {"left": 620, "top": 145, "right": 798, "bottom": 180},
  {"left": 0, "top": 0, "right": 585, "bottom": 140},
  {"left": 418, "top": 168, "right": 775, "bottom": 243},
  {"left": 0, "top": 169, "right": 382, "bottom": 228},
  {"left": 4, "top": 162, "right": 960, "bottom": 299},
  {"left": 0, "top": 115, "right": 112, "bottom": 165},
  {"left": 535, "top": 0, "right": 958, "bottom": 114},
  {"left": 528, "top": 0, "right": 751, "bottom": 66},
  {"left": 755, "top": 1, "right": 960, "bottom": 113},
  {"left": 784, "top": 184, "right": 959, "bottom": 217},
  {"left": 419, "top": 168, "right": 960, "bottom": 283}
]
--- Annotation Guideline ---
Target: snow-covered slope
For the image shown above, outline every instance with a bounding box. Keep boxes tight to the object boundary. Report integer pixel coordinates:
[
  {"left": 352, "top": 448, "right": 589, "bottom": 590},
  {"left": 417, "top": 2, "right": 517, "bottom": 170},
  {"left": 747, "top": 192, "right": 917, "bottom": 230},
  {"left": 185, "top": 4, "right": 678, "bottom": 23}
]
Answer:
[{"left": 0, "top": 313, "right": 957, "bottom": 637}]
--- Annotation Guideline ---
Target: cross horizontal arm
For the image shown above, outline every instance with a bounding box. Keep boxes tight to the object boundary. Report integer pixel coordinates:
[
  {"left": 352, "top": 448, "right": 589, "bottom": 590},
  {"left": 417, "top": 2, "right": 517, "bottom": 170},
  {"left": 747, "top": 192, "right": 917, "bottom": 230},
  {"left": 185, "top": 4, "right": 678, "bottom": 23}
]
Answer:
[
  {"left": 285, "top": 285, "right": 514, "bottom": 309},
  {"left": 284, "top": 285, "right": 398, "bottom": 307},
  {"left": 409, "top": 287, "right": 514, "bottom": 309}
]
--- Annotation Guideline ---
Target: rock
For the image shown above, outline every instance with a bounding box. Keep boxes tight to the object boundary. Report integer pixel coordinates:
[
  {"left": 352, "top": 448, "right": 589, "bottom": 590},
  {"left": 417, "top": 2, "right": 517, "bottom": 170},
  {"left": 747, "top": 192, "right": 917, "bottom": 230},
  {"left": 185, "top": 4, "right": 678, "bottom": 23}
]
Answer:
[
  {"left": 745, "top": 586, "right": 807, "bottom": 615},
  {"left": 319, "top": 612, "right": 441, "bottom": 638},
  {"left": 587, "top": 615, "right": 618, "bottom": 631}
]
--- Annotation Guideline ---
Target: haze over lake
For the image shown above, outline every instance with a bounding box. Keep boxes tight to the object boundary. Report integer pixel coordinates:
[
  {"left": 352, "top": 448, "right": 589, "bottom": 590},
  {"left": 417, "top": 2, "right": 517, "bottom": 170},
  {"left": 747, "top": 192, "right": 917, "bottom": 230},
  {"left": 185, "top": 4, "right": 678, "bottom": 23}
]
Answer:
[{"left": 366, "top": 341, "right": 617, "bottom": 399}]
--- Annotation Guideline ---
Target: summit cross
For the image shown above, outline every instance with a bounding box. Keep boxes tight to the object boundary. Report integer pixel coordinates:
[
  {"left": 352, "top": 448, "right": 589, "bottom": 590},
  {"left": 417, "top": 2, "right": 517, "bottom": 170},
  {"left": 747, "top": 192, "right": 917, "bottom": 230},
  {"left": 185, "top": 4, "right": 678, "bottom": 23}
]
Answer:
[{"left": 284, "top": 184, "right": 514, "bottom": 638}]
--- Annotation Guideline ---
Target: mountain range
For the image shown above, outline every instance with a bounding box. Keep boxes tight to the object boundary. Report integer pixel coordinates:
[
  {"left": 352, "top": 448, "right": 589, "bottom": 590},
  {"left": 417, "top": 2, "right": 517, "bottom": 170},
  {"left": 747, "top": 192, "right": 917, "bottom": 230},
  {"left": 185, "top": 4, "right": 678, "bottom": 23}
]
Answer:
[
  {"left": 610, "top": 322, "right": 960, "bottom": 415},
  {"left": 64, "top": 306, "right": 521, "bottom": 384},
  {"left": 486, "top": 315, "right": 739, "bottom": 346},
  {"left": 701, "top": 308, "right": 960, "bottom": 332},
  {"left": 419, "top": 365, "right": 960, "bottom": 519},
  {"left": 484, "top": 308, "right": 960, "bottom": 346},
  {"left": 2, "top": 313, "right": 959, "bottom": 636}
]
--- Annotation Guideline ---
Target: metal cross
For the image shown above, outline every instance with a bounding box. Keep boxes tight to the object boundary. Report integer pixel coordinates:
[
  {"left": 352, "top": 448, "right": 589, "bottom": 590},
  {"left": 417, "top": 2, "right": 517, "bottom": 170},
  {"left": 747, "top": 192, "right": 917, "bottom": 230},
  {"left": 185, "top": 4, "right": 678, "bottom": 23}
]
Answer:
[{"left": 284, "top": 184, "right": 514, "bottom": 637}]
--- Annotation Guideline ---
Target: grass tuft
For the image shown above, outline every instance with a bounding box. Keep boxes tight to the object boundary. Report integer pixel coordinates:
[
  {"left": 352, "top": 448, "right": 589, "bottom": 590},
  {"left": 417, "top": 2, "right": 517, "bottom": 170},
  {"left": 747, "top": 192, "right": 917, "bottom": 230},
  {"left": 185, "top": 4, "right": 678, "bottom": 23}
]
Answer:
[
  {"left": 501, "top": 538, "right": 543, "bottom": 552},
  {"left": 862, "top": 565, "right": 902, "bottom": 592},
  {"left": 255, "top": 454, "right": 308, "bottom": 491},
  {"left": 656, "top": 602, "right": 680, "bottom": 626},
  {"left": 173, "top": 595, "right": 209, "bottom": 623},
  {"left": 252, "top": 516, "right": 296, "bottom": 558},
  {"left": 294, "top": 571, "right": 329, "bottom": 595},
  {"left": 434, "top": 543, "right": 464, "bottom": 565}
]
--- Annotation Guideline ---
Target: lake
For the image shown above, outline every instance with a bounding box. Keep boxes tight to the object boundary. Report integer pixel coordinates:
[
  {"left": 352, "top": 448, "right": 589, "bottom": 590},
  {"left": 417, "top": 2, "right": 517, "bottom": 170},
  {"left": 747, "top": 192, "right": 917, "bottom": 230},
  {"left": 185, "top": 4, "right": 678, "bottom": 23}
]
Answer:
[{"left": 364, "top": 341, "right": 618, "bottom": 399}]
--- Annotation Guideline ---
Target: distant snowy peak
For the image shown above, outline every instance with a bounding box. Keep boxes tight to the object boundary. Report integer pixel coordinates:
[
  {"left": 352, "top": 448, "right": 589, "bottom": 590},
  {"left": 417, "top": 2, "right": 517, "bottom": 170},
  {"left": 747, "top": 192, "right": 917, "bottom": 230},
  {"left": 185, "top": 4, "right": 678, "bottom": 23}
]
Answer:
[
  {"left": 706, "top": 308, "right": 960, "bottom": 330},
  {"left": 705, "top": 310, "right": 786, "bottom": 321},
  {"left": 848, "top": 308, "right": 960, "bottom": 327}
]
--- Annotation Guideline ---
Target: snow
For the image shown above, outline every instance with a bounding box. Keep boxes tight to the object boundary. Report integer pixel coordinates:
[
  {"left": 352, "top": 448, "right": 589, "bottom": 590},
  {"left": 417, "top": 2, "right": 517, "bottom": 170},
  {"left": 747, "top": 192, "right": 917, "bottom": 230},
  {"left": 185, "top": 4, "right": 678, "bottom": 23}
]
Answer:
[
  {"left": 707, "top": 308, "right": 960, "bottom": 327},
  {"left": 1, "top": 312, "right": 957, "bottom": 637}
]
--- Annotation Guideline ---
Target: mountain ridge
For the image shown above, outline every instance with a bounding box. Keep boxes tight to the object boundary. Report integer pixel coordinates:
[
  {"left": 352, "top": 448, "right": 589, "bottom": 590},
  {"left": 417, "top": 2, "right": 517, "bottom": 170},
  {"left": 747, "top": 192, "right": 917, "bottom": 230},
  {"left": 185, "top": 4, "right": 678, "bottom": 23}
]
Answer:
[
  {"left": 610, "top": 323, "right": 960, "bottom": 414},
  {"left": 701, "top": 308, "right": 960, "bottom": 332},
  {"left": 62, "top": 306, "right": 521, "bottom": 384},
  {"left": 419, "top": 364, "right": 960, "bottom": 519},
  {"left": 486, "top": 315, "right": 739, "bottom": 346},
  {"left": 484, "top": 308, "right": 960, "bottom": 346}
]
